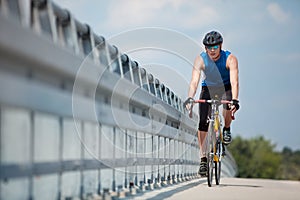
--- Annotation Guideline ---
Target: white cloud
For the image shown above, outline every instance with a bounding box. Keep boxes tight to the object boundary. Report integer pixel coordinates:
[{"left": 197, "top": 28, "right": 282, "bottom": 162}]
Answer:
[
  {"left": 105, "top": 1, "right": 167, "bottom": 28},
  {"left": 177, "top": 4, "right": 220, "bottom": 28},
  {"left": 104, "top": 0, "right": 220, "bottom": 31},
  {"left": 267, "top": 3, "right": 290, "bottom": 23}
]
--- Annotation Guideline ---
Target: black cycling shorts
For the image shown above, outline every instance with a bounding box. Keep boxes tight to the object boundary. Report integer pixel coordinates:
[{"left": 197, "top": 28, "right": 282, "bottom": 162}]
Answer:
[{"left": 198, "top": 84, "right": 232, "bottom": 132}]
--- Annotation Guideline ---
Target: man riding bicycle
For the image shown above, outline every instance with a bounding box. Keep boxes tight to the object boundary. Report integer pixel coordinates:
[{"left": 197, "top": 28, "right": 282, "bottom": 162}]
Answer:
[{"left": 186, "top": 31, "right": 240, "bottom": 176}]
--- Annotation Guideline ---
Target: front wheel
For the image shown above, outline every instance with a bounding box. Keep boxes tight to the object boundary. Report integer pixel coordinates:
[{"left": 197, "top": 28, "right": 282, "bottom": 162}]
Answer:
[
  {"left": 207, "top": 133, "right": 214, "bottom": 187},
  {"left": 215, "top": 141, "right": 221, "bottom": 185},
  {"left": 207, "top": 122, "right": 216, "bottom": 187},
  {"left": 207, "top": 148, "right": 214, "bottom": 187}
]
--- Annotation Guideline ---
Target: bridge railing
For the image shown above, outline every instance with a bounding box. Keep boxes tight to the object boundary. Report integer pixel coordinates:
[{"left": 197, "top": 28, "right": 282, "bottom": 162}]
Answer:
[{"left": 0, "top": 0, "right": 237, "bottom": 199}]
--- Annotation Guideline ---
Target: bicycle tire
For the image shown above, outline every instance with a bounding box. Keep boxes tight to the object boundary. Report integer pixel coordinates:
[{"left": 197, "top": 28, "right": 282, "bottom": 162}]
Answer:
[
  {"left": 207, "top": 123, "right": 214, "bottom": 187},
  {"left": 215, "top": 141, "right": 221, "bottom": 185},
  {"left": 207, "top": 145, "right": 214, "bottom": 187}
]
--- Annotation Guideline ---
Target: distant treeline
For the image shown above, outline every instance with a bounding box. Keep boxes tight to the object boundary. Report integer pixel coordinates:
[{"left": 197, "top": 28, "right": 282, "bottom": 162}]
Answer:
[{"left": 227, "top": 136, "right": 300, "bottom": 180}]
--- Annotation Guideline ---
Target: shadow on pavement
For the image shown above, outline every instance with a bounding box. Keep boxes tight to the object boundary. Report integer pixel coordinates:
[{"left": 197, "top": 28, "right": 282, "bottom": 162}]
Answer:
[
  {"left": 219, "top": 184, "right": 262, "bottom": 188},
  {"left": 146, "top": 179, "right": 207, "bottom": 200}
]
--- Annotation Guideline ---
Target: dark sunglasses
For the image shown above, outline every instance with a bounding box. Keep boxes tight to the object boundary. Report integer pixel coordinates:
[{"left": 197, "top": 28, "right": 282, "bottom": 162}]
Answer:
[{"left": 206, "top": 45, "right": 219, "bottom": 50}]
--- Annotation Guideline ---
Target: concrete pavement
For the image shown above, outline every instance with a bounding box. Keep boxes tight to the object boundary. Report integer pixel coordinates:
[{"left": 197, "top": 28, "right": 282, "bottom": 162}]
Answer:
[{"left": 131, "top": 177, "right": 300, "bottom": 200}]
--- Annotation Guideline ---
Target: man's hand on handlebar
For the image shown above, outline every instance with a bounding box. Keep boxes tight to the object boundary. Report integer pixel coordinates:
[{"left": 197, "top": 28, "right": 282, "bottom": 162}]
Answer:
[
  {"left": 183, "top": 97, "right": 194, "bottom": 118},
  {"left": 183, "top": 97, "right": 194, "bottom": 110},
  {"left": 230, "top": 99, "right": 240, "bottom": 114}
]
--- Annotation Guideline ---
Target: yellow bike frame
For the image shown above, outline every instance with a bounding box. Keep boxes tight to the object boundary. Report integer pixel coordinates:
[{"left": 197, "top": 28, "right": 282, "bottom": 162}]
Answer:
[{"left": 213, "top": 111, "right": 223, "bottom": 162}]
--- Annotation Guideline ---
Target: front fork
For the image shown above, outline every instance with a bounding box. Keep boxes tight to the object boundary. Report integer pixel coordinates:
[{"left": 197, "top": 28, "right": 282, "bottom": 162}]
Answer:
[{"left": 213, "top": 114, "right": 225, "bottom": 162}]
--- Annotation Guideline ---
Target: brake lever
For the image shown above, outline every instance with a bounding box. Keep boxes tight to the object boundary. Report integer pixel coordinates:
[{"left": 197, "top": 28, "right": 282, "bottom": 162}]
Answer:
[
  {"left": 231, "top": 112, "right": 235, "bottom": 120},
  {"left": 189, "top": 103, "right": 194, "bottom": 118}
]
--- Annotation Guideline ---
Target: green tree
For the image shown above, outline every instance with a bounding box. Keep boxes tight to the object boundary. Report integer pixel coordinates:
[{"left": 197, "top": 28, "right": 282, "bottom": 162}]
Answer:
[
  {"left": 277, "top": 147, "right": 300, "bottom": 180},
  {"left": 228, "top": 135, "right": 281, "bottom": 179}
]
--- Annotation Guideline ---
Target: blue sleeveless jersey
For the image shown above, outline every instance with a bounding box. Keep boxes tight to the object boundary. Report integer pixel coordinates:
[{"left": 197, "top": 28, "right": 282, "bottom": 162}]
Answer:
[{"left": 201, "top": 50, "right": 231, "bottom": 87}]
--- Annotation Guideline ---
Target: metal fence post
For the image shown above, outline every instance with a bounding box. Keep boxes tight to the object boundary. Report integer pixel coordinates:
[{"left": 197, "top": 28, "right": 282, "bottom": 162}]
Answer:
[{"left": 0, "top": 1, "right": 238, "bottom": 199}]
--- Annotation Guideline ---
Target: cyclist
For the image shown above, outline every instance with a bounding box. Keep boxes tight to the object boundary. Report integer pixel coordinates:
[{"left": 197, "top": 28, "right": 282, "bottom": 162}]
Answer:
[{"left": 185, "top": 31, "right": 240, "bottom": 176}]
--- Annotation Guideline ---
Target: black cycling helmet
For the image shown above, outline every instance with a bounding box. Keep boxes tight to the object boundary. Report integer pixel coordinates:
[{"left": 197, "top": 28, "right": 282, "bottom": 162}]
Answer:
[{"left": 202, "top": 31, "right": 223, "bottom": 46}]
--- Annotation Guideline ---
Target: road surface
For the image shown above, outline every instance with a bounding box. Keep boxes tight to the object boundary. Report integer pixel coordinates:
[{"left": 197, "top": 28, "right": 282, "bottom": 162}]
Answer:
[{"left": 131, "top": 177, "right": 300, "bottom": 200}]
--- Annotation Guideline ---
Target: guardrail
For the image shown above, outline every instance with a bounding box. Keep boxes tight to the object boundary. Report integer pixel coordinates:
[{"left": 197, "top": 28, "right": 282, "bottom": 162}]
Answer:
[{"left": 0, "top": 0, "right": 237, "bottom": 199}]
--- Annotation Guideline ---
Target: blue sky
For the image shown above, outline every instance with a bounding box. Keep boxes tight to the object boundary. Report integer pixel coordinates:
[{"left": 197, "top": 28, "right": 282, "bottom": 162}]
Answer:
[{"left": 54, "top": 0, "right": 300, "bottom": 151}]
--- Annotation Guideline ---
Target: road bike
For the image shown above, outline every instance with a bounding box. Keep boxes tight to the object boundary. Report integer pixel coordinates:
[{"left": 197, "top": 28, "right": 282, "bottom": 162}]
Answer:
[{"left": 184, "top": 96, "right": 235, "bottom": 187}]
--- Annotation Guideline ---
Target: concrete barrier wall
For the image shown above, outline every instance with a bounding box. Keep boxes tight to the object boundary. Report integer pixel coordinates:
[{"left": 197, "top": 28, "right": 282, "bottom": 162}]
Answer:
[{"left": 0, "top": 0, "right": 237, "bottom": 199}]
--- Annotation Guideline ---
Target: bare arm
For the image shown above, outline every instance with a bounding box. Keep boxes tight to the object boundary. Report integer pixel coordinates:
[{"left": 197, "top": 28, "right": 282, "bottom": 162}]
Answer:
[
  {"left": 227, "top": 54, "right": 239, "bottom": 111},
  {"left": 188, "top": 55, "right": 203, "bottom": 98}
]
